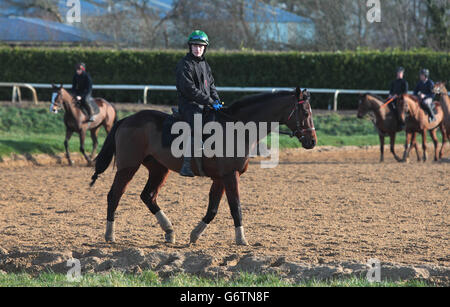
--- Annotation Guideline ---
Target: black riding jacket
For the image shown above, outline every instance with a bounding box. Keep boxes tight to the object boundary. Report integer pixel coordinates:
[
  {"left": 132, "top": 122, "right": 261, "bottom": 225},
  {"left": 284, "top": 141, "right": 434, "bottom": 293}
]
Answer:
[
  {"left": 72, "top": 71, "right": 93, "bottom": 99},
  {"left": 414, "top": 79, "right": 435, "bottom": 100},
  {"left": 176, "top": 52, "right": 220, "bottom": 111},
  {"left": 389, "top": 78, "right": 409, "bottom": 96}
]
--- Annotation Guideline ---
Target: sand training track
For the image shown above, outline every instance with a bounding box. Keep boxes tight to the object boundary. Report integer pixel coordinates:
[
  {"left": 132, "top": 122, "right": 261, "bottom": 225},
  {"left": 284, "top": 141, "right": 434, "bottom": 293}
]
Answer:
[{"left": 0, "top": 147, "right": 448, "bottom": 283}]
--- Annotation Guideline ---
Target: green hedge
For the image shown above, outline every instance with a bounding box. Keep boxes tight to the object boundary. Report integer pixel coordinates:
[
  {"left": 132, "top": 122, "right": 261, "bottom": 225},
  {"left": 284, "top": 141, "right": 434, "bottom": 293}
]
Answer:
[{"left": 0, "top": 47, "right": 448, "bottom": 109}]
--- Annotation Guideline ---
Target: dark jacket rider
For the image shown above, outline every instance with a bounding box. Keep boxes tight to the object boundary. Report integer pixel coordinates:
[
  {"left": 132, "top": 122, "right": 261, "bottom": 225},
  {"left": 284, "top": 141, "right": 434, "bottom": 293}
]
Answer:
[
  {"left": 388, "top": 67, "right": 409, "bottom": 129},
  {"left": 72, "top": 63, "right": 95, "bottom": 122},
  {"left": 175, "top": 30, "right": 223, "bottom": 177},
  {"left": 414, "top": 69, "right": 436, "bottom": 122}
]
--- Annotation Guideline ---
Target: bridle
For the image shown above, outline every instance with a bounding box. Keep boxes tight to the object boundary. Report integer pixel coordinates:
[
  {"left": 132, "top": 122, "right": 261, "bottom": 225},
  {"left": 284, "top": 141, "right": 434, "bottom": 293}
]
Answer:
[{"left": 279, "top": 95, "right": 316, "bottom": 139}]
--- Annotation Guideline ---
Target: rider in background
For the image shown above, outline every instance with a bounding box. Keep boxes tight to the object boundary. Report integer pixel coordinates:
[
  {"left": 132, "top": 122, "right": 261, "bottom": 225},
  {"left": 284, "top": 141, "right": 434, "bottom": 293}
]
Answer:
[
  {"left": 175, "top": 30, "right": 223, "bottom": 177},
  {"left": 388, "top": 67, "right": 409, "bottom": 129},
  {"left": 72, "top": 62, "right": 95, "bottom": 122},
  {"left": 414, "top": 68, "right": 435, "bottom": 122}
]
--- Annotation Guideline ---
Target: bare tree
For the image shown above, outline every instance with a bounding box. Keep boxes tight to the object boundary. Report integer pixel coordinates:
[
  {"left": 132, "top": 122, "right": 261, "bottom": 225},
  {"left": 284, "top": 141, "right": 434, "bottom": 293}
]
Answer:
[{"left": 4, "top": 0, "right": 63, "bottom": 22}]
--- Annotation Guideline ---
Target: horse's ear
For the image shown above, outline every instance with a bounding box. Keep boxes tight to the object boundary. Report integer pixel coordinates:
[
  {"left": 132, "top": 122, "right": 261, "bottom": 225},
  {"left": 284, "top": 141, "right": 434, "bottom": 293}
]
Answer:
[
  {"left": 59, "top": 83, "right": 63, "bottom": 89},
  {"left": 295, "top": 86, "right": 301, "bottom": 99}
]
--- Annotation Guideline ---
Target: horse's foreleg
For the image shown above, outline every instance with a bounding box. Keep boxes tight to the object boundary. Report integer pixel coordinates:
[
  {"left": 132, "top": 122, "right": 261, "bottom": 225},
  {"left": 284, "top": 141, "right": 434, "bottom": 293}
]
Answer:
[
  {"left": 402, "top": 132, "right": 412, "bottom": 162},
  {"left": 379, "top": 134, "right": 385, "bottom": 163},
  {"left": 389, "top": 133, "right": 401, "bottom": 162},
  {"left": 223, "top": 171, "right": 248, "bottom": 246},
  {"left": 140, "top": 159, "right": 173, "bottom": 243},
  {"left": 422, "top": 131, "right": 428, "bottom": 162},
  {"left": 190, "top": 179, "right": 225, "bottom": 244},
  {"left": 90, "top": 128, "right": 99, "bottom": 160},
  {"left": 105, "top": 166, "right": 139, "bottom": 242},
  {"left": 64, "top": 129, "right": 74, "bottom": 166},
  {"left": 79, "top": 129, "right": 92, "bottom": 166},
  {"left": 429, "top": 129, "right": 439, "bottom": 161}
]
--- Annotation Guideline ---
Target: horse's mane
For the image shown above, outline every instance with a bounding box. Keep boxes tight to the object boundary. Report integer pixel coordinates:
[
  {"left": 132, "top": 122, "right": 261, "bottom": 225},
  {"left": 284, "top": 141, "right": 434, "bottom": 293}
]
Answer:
[
  {"left": 226, "top": 91, "right": 293, "bottom": 113},
  {"left": 403, "top": 94, "right": 420, "bottom": 104},
  {"left": 365, "top": 93, "right": 385, "bottom": 102}
]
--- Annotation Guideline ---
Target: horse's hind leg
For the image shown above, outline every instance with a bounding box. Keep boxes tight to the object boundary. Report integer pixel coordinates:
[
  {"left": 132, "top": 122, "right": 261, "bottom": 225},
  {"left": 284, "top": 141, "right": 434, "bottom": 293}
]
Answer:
[
  {"left": 105, "top": 166, "right": 140, "bottom": 242},
  {"left": 90, "top": 128, "right": 99, "bottom": 160},
  {"left": 140, "top": 158, "right": 174, "bottom": 243},
  {"left": 190, "top": 179, "right": 225, "bottom": 244},
  {"left": 79, "top": 128, "right": 92, "bottom": 166},
  {"left": 429, "top": 128, "right": 439, "bottom": 161},
  {"left": 440, "top": 127, "right": 448, "bottom": 159}
]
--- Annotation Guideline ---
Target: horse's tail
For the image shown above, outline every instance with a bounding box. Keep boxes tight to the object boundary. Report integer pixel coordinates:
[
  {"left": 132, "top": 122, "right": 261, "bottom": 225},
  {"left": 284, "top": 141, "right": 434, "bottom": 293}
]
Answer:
[{"left": 90, "top": 118, "right": 124, "bottom": 187}]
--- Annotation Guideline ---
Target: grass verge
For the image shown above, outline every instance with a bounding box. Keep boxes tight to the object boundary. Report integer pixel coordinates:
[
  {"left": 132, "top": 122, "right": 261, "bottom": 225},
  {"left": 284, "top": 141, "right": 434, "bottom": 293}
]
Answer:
[{"left": 0, "top": 271, "right": 433, "bottom": 287}]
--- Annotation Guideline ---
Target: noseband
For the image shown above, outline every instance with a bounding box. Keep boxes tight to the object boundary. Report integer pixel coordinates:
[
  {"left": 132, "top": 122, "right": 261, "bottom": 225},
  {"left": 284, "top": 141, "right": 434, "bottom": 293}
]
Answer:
[{"left": 280, "top": 98, "right": 316, "bottom": 139}]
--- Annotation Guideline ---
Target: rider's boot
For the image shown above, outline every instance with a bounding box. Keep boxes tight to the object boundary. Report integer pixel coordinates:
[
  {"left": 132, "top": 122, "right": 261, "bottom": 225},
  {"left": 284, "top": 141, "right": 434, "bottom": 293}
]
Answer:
[
  {"left": 424, "top": 104, "right": 436, "bottom": 123},
  {"left": 180, "top": 157, "right": 195, "bottom": 177}
]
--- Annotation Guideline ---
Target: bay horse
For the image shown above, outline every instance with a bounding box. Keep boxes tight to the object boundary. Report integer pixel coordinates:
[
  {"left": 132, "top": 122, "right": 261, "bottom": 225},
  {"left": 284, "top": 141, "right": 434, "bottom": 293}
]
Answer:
[
  {"left": 433, "top": 82, "right": 450, "bottom": 158},
  {"left": 89, "top": 87, "right": 316, "bottom": 246},
  {"left": 50, "top": 84, "right": 117, "bottom": 166},
  {"left": 357, "top": 93, "right": 403, "bottom": 162},
  {"left": 397, "top": 94, "right": 446, "bottom": 162}
]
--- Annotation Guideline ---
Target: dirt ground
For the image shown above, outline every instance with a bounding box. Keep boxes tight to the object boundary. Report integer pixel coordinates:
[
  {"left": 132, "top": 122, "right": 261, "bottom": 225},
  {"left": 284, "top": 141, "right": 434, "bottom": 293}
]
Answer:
[{"left": 0, "top": 147, "right": 449, "bottom": 271}]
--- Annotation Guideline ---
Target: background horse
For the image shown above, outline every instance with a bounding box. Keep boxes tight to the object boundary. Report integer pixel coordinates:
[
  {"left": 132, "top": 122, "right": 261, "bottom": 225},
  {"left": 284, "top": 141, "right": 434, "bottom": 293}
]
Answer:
[
  {"left": 50, "top": 84, "right": 117, "bottom": 166},
  {"left": 357, "top": 93, "right": 403, "bottom": 162},
  {"left": 90, "top": 87, "right": 316, "bottom": 246},
  {"left": 433, "top": 82, "right": 450, "bottom": 158},
  {"left": 397, "top": 94, "right": 445, "bottom": 162}
]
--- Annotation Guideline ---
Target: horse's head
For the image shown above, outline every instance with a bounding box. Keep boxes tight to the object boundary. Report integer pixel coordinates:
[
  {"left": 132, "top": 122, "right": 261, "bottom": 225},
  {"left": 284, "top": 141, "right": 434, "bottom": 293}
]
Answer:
[
  {"left": 285, "top": 87, "right": 317, "bottom": 149},
  {"left": 50, "top": 84, "right": 65, "bottom": 114},
  {"left": 433, "top": 82, "right": 448, "bottom": 95},
  {"left": 357, "top": 94, "right": 370, "bottom": 119},
  {"left": 396, "top": 94, "right": 410, "bottom": 124}
]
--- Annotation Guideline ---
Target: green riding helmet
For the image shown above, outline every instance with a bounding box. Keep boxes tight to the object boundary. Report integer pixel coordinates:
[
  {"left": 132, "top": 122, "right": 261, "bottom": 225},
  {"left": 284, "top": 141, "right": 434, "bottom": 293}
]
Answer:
[{"left": 188, "top": 30, "right": 209, "bottom": 46}]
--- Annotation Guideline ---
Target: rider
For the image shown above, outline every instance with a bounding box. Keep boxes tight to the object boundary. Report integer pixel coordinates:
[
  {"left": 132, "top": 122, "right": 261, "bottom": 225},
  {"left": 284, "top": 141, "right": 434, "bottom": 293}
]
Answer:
[
  {"left": 413, "top": 68, "right": 435, "bottom": 122},
  {"left": 388, "top": 67, "right": 409, "bottom": 129},
  {"left": 175, "top": 30, "right": 223, "bottom": 177},
  {"left": 72, "top": 62, "right": 95, "bottom": 122}
]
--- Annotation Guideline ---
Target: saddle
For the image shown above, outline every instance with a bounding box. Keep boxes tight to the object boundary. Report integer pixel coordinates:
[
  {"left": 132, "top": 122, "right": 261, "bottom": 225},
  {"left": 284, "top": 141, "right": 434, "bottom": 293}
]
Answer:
[
  {"left": 76, "top": 98, "right": 100, "bottom": 116},
  {"left": 162, "top": 107, "right": 217, "bottom": 148},
  {"left": 162, "top": 107, "right": 218, "bottom": 177}
]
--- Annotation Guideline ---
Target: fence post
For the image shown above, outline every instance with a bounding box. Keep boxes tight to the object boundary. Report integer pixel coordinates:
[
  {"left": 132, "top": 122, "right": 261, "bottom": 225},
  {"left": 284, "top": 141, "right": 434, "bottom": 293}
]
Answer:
[
  {"left": 333, "top": 90, "right": 340, "bottom": 112},
  {"left": 144, "top": 86, "right": 149, "bottom": 104}
]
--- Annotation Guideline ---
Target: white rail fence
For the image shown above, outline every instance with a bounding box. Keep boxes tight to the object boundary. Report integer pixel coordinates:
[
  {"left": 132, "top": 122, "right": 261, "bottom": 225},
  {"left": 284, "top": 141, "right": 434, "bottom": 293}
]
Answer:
[{"left": 1, "top": 82, "right": 445, "bottom": 111}]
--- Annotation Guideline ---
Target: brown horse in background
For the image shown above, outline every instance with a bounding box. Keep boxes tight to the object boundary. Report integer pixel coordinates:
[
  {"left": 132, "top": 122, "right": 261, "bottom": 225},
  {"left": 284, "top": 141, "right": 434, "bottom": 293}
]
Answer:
[
  {"left": 397, "top": 94, "right": 446, "bottom": 162},
  {"left": 50, "top": 84, "right": 117, "bottom": 166},
  {"left": 89, "top": 87, "right": 316, "bottom": 246},
  {"left": 433, "top": 82, "right": 450, "bottom": 158},
  {"left": 357, "top": 93, "right": 403, "bottom": 162}
]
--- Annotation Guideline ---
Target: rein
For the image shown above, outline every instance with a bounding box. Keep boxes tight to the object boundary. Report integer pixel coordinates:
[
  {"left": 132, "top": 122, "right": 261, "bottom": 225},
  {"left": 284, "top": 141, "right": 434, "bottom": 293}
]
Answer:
[
  {"left": 279, "top": 98, "right": 316, "bottom": 138},
  {"left": 215, "top": 97, "right": 315, "bottom": 139}
]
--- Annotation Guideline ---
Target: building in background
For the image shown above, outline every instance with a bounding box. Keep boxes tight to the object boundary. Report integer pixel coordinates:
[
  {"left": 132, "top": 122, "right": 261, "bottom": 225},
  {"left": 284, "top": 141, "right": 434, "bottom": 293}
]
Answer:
[{"left": 0, "top": 0, "right": 314, "bottom": 49}]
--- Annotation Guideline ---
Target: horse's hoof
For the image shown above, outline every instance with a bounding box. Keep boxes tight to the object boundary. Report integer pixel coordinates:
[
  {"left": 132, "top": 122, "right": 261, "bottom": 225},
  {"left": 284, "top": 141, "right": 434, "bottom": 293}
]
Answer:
[
  {"left": 165, "top": 231, "right": 175, "bottom": 244},
  {"left": 236, "top": 239, "right": 249, "bottom": 246},
  {"left": 235, "top": 226, "right": 249, "bottom": 246},
  {"left": 105, "top": 221, "right": 115, "bottom": 243},
  {"left": 190, "top": 221, "right": 208, "bottom": 244}
]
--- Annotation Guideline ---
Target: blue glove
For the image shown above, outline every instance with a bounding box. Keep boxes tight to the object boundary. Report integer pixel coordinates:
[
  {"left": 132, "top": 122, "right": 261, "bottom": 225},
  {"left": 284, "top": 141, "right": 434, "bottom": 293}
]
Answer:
[{"left": 212, "top": 100, "right": 224, "bottom": 110}]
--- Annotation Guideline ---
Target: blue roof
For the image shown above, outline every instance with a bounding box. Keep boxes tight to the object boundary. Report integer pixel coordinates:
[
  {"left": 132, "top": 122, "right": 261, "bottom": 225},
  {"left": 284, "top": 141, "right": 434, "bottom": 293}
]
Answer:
[
  {"left": 0, "top": 17, "right": 112, "bottom": 43},
  {"left": 55, "top": 0, "right": 311, "bottom": 23}
]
